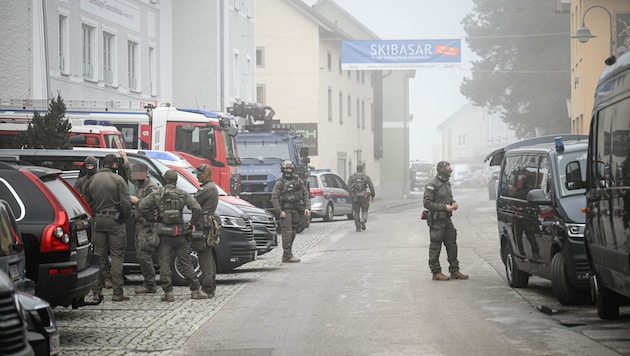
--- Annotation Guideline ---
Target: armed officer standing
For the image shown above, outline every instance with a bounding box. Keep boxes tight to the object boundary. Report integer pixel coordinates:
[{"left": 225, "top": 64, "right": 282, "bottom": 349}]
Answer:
[
  {"left": 271, "top": 160, "right": 310, "bottom": 263},
  {"left": 423, "top": 161, "right": 469, "bottom": 281},
  {"left": 138, "top": 170, "right": 208, "bottom": 301},
  {"left": 193, "top": 164, "right": 219, "bottom": 298},
  {"left": 130, "top": 163, "right": 159, "bottom": 295}
]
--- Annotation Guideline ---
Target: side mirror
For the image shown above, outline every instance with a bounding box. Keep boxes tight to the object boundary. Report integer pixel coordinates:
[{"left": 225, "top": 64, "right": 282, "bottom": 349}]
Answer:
[{"left": 527, "top": 188, "right": 551, "bottom": 205}]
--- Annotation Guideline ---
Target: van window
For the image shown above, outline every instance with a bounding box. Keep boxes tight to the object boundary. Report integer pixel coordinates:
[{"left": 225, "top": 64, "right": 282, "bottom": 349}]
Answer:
[
  {"left": 557, "top": 150, "right": 587, "bottom": 197},
  {"left": 501, "top": 154, "right": 538, "bottom": 199}
]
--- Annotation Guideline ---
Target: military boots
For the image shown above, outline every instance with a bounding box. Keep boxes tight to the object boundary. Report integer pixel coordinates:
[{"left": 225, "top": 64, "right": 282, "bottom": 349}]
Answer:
[{"left": 432, "top": 272, "right": 450, "bottom": 281}]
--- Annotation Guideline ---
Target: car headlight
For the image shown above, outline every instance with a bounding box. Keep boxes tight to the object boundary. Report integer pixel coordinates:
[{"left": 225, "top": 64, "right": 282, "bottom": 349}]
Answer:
[
  {"left": 220, "top": 215, "right": 247, "bottom": 228},
  {"left": 249, "top": 213, "right": 272, "bottom": 223},
  {"left": 566, "top": 223, "right": 585, "bottom": 238}
]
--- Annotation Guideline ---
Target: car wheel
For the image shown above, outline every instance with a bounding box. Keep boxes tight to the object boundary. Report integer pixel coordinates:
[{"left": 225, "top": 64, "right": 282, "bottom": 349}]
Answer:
[
  {"left": 592, "top": 274, "right": 620, "bottom": 319},
  {"left": 171, "top": 251, "right": 202, "bottom": 286},
  {"left": 503, "top": 242, "right": 529, "bottom": 288},
  {"left": 551, "top": 252, "right": 588, "bottom": 305},
  {"left": 323, "top": 203, "right": 334, "bottom": 222}
]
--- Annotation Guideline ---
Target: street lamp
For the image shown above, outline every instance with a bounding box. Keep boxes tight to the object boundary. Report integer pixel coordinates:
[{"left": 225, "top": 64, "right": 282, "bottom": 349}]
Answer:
[{"left": 571, "top": 5, "right": 617, "bottom": 66}]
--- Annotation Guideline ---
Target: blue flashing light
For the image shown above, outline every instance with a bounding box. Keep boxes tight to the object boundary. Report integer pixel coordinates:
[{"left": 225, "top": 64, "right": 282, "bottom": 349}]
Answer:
[
  {"left": 84, "top": 119, "right": 97, "bottom": 125},
  {"left": 144, "top": 151, "right": 178, "bottom": 161},
  {"left": 176, "top": 108, "right": 221, "bottom": 118},
  {"left": 554, "top": 136, "right": 565, "bottom": 153}
]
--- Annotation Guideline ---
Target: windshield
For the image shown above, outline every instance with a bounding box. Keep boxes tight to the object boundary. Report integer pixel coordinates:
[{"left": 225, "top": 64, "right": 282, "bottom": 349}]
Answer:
[
  {"left": 237, "top": 141, "right": 290, "bottom": 160},
  {"left": 557, "top": 150, "right": 587, "bottom": 197},
  {"left": 221, "top": 130, "right": 239, "bottom": 166},
  {"left": 105, "top": 134, "right": 126, "bottom": 149}
]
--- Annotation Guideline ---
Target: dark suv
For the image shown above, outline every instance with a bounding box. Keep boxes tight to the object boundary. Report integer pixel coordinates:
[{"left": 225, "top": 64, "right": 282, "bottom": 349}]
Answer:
[
  {"left": 486, "top": 135, "right": 591, "bottom": 305},
  {"left": 0, "top": 162, "right": 99, "bottom": 308}
]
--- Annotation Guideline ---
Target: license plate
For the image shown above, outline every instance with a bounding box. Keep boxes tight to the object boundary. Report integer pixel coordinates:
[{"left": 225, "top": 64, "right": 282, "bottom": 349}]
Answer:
[
  {"left": 50, "top": 333, "right": 60, "bottom": 355},
  {"left": 8, "top": 263, "right": 19, "bottom": 282},
  {"left": 77, "top": 230, "right": 88, "bottom": 245}
]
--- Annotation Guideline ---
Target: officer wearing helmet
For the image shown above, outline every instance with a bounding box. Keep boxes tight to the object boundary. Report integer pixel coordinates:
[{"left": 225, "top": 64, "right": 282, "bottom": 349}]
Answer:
[
  {"left": 271, "top": 160, "right": 310, "bottom": 263},
  {"left": 423, "top": 161, "right": 469, "bottom": 281},
  {"left": 192, "top": 164, "right": 219, "bottom": 297}
]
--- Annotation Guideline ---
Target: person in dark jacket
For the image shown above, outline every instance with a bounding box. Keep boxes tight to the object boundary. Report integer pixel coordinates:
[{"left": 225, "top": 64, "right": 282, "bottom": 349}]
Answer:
[
  {"left": 84, "top": 153, "right": 133, "bottom": 301},
  {"left": 347, "top": 165, "right": 375, "bottom": 232},
  {"left": 423, "top": 161, "right": 469, "bottom": 281},
  {"left": 138, "top": 170, "right": 208, "bottom": 302},
  {"left": 193, "top": 164, "right": 219, "bottom": 297},
  {"left": 271, "top": 160, "right": 310, "bottom": 263}
]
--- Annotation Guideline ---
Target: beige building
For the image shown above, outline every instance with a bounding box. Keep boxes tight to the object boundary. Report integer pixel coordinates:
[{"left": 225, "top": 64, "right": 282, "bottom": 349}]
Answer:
[
  {"left": 257, "top": 0, "right": 413, "bottom": 197},
  {"left": 570, "top": 0, "right": 630, "bottom": 134}
]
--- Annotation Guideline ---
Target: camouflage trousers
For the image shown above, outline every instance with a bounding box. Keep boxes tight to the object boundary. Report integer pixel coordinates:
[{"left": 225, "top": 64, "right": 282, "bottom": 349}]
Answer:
[
  {"left": 428, "top": 218, "right": 459, "bottom": 274},
  {"left": 280, "top": 208, "right": 301, "bottom": 260},
  {"left": 157, "top": 235, "right": 200, "bottom": 293},
  {"left": 135, "top": 225, "right": 157, "bottom": 290},
  {"left": 92, "top": 216, "right": 126, "bottom": 296},
  {"left": 352, "top": 195, "right": 370, "bottom": 228},
  {"left": 191, "top": 238, "right": 216, "bottom": 294}
]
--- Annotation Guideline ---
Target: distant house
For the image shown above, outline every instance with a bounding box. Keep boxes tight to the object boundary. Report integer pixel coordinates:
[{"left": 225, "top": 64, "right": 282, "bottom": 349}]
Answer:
[{"left": 437, "top": 102, "right": 517, "bottom": 166}]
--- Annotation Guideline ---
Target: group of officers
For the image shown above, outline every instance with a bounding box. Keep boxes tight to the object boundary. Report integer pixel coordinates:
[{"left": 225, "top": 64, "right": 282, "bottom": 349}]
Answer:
[
  {"left": 75, "top": 151, "right": 219, "bottom": 302},
  {"left": 74, "top": 154, "right": 461, "bottom": 303}
]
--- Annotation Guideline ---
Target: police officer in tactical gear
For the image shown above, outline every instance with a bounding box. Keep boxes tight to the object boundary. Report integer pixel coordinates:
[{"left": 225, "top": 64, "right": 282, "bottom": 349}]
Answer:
[
  {"left": 74, "top": 156, "right": 98, "bottom": 196},
  {"left": 84, "top": 153, "right": 133, "bottom": 301},
  {"left": 271, "top": 160, "right": 310, "bottom": 263},
  {"left": 138, "top": 169, "right": 208, "bottom": 301},
  {"left": 130, "top": 163, "right": 159, "bottom": 294},
  {"left": 193, "top": 164, "right": 219, "bottom": 297},
  {"left": 347, "top": 164, "right": 375, "bottom": 232},
  {"left": 423, "top": 161, "right": 469, "bottom": 281}
]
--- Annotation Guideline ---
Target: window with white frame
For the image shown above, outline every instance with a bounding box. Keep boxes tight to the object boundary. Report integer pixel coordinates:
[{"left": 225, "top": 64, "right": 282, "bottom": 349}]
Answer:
[
  {"left": 356, "top": 99, "right": 360, "bottom": 128},
  {"left": 256, "top": 47, "right": 264, "bottom": 68},
  {"left": 327, "top": 87, "right": 332, "bottom": 122},
  {"left": 361, "top": 100, "right": 365, "bottom": 129},
  {"left": 149, "top": 46, "right": 156, "bottom": 96},
  {"left": 103, "top": 32, "right": 115, "bottom": 85},
  {"left": 457, "top": 134, "right": 467, "bottom": 146},
  {"left": 128, "top": 40, "right": 138, "bottom": 91},
  {"left": 339, "top": 91, "right": 343, "bottom": 124},
  {"left": 233, "top": 51, "right": 240, "bottom": 97},
  {"left": 82, "top": 24, "right": 95, "bottom": 80},
  {"left": 58, "top": 14, "right": 69, "bottom": 73},
  {"left": 257, "top": 84, "right": 266, "bottom": 105}
]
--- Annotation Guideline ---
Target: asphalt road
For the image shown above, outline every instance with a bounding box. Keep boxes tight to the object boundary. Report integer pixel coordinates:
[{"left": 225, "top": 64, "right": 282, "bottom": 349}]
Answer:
[{"left": 55, "top": 187, "right": 630, "bottom": 355}]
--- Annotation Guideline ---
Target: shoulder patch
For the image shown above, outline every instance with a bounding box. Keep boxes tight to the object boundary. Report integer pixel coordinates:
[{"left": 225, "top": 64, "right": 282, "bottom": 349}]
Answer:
[{"left": 426, "top": 185, "right": 435, "bottom": 190}]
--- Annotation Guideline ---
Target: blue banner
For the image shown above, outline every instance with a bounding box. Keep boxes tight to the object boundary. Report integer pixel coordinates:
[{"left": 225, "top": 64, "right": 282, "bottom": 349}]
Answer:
[{"left": 342, "top": 39, "right": 461, "bottom": 70}]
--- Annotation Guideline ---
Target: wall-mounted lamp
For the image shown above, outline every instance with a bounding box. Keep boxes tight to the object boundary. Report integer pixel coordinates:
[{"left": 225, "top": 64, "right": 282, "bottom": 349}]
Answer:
[{"left": 571, "top": 5, "right": 617, "bottom": 66}]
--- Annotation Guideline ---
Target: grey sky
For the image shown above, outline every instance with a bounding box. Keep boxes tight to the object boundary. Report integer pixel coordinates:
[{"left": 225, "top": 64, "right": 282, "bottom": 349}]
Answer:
[{"left": 306, "top": 0, "right": 474, "bottom": 161}]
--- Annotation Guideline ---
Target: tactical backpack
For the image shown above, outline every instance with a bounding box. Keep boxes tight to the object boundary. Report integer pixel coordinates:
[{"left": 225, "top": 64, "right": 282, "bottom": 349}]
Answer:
[
  {"left": 351, "top": 173, "right": 367, "bottom": 194},
  {"left": 156, "top": 187, "right": 185, "bottom": 236}
]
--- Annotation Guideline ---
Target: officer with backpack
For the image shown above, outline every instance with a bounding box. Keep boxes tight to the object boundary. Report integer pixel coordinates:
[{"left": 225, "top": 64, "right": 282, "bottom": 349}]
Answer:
[
  {"left": 138, "top": 170, "right": 208, "bottom": 302},
  {"left": 347, "top": 164, "right": 375, "bottom": 232},
  {"left": 271, "top": 160, "right": 310, "bottom": 263}
]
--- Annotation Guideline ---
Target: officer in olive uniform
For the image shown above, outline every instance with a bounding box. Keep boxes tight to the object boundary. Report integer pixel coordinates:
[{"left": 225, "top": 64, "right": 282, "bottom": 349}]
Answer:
[
  {"left": 84, "top": 154, "right": 133, "bottom": 301},
  {"left": 271, "top": 160, "right": 310, "bottom": 263},
  {"left": 347, "top": 165, "right": 375, "bottom": 232},
  {"left": 193, "top": 164, "right": 219, "bottom": 297},
  {"left": 130, "top": 163, "right": 159, "bottom": 294},
  {"left": 138, "top": 170, "right": 208, "bottom": 302},
  {"left": 423, "top": 161, "right": 469, "bottom": 281}
]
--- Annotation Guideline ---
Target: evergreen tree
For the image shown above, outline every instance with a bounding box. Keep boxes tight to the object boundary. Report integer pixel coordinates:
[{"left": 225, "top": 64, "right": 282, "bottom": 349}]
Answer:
[
  {"left": 17, "top": 93, "right": 72, "bottom": 148},
  {"left": 461, "top": 0, "right": 570, "bottom": 138}
]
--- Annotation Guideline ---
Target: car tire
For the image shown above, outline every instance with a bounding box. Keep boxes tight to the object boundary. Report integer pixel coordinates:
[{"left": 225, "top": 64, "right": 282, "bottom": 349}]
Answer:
[
  {"left": 503, "top": 242, "right": 529, "bottom": 288},
  {"left": 551, "top": 252, "right": 588, "bottom": 305},
  {"left": 323, "top": 203, "right": 334, "bottom": 222},
  {"left": 346, "top": 213, "right": 354, "bottom": 220},
  {"left": 170, "top": 251, "right": 202, "bottom": 286},
  {"left": 592, "top": 274, "right": 620, "bottom": 319}
]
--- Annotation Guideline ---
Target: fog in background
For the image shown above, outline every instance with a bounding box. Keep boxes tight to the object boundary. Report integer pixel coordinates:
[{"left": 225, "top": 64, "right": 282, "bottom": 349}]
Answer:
[{"left": 306, "top": 0, "right": 474, "bottom": 162}]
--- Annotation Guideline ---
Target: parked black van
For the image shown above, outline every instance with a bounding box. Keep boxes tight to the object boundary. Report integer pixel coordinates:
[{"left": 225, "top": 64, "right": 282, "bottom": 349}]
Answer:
[
  {"left": 567, "top": 52, "right": 630, "bottom": 319},
  {"left": 486, "top": 134, "right": 591, "bottom": 305}
]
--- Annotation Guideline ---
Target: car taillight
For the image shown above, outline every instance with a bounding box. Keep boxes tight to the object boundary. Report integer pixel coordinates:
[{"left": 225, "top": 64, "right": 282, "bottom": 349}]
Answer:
[
  {"left": 48, "top": 266, "right": 77, "bottom": 275},
  {"left": 22, "top": 171, "right": 72, "bottom": 252},
  {"left": 310, "top": 188, "right": 324, "bottom": 197}
]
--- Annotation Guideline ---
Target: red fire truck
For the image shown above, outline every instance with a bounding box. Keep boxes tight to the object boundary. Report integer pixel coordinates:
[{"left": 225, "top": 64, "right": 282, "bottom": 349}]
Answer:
[{"left": 0, "top": 100, "right": 241, "bottom": 194}]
